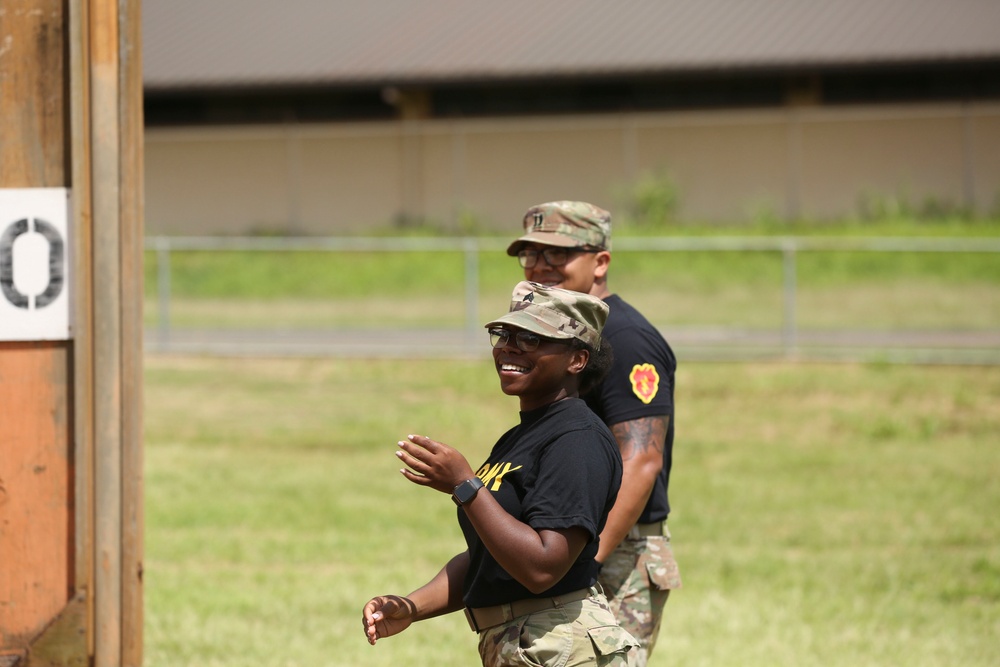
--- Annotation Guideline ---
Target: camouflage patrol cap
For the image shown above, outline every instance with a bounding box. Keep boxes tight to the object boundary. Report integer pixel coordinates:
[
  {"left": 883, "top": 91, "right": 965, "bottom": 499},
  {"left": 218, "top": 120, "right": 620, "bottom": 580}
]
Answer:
[
  {"left": 485, "top": 281, "right": 608, "bottom": 350},
  {"left": 506, "top": 201, "right": 613, "bottom": 256}
]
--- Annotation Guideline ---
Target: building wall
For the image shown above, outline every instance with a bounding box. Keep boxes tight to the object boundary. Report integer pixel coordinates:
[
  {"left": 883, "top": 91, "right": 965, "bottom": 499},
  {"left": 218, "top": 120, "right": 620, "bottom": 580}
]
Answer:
[{"left": 144, "top": 101, "right": 1000, "bottom": 235}]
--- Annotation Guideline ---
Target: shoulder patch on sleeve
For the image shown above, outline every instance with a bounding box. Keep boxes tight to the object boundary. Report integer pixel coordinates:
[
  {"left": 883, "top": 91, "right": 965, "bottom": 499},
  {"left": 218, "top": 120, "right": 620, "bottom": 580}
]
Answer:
[{"left": 629, "top": 363, "right": 660, "bottom": 404}]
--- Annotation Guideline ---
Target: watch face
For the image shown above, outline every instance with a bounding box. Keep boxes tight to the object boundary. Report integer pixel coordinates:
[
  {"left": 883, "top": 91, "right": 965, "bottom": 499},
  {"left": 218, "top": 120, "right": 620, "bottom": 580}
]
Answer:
[
  {"left": 454, "top": 478, "right": 483, "bottom": 504},
  {"left": 455, "top": 482, "right": 474, "bottom": 503}
]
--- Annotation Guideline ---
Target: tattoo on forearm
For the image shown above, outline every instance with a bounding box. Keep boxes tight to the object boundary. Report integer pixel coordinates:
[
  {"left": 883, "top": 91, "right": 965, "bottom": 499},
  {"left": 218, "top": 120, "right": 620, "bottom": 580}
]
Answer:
[{"left": 611, "top": 416, "right": 668, "bottom": 461}]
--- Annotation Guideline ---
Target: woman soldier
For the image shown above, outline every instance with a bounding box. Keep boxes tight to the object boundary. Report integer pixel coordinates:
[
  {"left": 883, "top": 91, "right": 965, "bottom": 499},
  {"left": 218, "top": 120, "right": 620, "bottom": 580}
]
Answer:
[{"left": 362, "top": 281, "right": 638, "bottom": 666}]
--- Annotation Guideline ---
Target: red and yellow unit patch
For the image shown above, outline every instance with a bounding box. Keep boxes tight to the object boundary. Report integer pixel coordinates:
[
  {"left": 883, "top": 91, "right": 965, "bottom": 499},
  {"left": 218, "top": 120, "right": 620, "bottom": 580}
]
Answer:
[{"left": 629, "top": 363, "right": 660, "bottom": 404}]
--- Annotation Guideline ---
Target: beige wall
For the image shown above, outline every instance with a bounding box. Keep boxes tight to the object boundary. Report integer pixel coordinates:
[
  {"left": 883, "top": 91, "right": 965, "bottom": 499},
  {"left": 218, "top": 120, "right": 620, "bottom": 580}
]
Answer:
[
  {"left": 634, "top": 112, "right": 791, "bottom": 219},
  {"left": 973, "top": 113, "right": 1000, "bottom": 212},
  {"left": 144, "top": 101, "right": 1000, "bottom": 235},
  {"left": 797, "top": 107, "right": 968, "bottom": 217}
]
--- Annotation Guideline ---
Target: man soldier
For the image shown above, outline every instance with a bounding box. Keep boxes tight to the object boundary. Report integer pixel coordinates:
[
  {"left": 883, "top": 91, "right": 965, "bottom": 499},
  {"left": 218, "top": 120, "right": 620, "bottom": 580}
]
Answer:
[{"left": 506, "top": 201, "right": 681, "bottom": 666}]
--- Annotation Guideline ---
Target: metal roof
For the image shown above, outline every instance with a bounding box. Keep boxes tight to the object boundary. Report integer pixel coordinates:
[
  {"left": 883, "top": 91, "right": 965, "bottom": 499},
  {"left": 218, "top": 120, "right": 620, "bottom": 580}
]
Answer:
[{"left": 143, "top": 0, "right": 1000, "bottom": 91}]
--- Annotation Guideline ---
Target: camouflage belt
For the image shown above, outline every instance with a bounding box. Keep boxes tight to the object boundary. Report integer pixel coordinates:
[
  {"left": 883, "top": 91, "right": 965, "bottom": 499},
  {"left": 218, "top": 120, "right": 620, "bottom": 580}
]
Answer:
[
  {"left": 628, "top": 521, "right": 664, "bottom": 539},
  {"left": 464, "top": 587, "right": 593, "bottom": 632}
]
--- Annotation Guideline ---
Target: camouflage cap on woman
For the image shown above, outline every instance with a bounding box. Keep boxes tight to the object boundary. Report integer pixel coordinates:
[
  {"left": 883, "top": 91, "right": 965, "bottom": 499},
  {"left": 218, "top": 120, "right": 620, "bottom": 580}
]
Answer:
[
  {"left": 485, "top": 281, "right": 608, "bottom": 350},
  {"left": 506, "top": 201, "right": 612, "bottom": 256}
]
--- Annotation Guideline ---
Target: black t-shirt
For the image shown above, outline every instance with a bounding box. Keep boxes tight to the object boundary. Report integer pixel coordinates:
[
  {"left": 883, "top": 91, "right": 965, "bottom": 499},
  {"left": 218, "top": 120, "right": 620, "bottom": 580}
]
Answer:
[
  {"left": 458, "top": 398, "right": 622, "bottom": 608},
  {"left": 583, "top": 294, "right": 676, "bottom": 523}
]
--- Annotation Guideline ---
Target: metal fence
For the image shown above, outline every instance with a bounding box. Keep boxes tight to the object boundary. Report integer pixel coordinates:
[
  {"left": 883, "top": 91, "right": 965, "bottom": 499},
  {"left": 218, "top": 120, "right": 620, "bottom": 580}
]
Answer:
[{"left": 145, "top": 235, "right": 1000, "bottom": 364}]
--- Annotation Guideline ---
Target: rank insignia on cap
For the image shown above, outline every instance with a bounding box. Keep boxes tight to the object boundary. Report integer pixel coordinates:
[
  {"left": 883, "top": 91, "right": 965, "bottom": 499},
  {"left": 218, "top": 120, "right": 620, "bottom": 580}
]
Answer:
[
  {"left": 629, "top": 363, "right": 660, "bottom": 404},
  {"left": 532, "top": 212, "right": 544, "bottom": 229}
]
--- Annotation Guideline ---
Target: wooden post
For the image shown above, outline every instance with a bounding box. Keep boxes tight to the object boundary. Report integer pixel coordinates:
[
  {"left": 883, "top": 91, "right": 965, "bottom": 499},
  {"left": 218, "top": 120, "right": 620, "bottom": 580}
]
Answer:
[{"left": 0, "top": 1, "right": 143, "bottom": 666}]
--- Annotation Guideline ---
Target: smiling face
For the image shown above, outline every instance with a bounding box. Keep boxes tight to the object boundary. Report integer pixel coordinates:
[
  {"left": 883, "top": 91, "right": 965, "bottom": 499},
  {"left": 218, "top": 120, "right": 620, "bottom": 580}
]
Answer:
[
  {"left": 519, "top": 242, "right": 610, "bottom": 295},
  {"left": 491, "top": 325, "right": 589, "bottom": 411}
]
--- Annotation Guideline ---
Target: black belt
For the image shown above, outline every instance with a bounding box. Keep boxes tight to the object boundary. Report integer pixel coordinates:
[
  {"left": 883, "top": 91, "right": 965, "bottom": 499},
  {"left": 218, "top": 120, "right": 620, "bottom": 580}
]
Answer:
[{"left": 464, "top": 587, "right": 593, "bottom": 633}]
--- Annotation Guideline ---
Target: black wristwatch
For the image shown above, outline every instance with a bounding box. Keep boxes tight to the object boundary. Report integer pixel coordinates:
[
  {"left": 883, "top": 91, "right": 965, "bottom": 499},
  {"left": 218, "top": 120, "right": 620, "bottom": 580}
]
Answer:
[{"left": 452, "top": 477, "right": 485, "bottom": 506}]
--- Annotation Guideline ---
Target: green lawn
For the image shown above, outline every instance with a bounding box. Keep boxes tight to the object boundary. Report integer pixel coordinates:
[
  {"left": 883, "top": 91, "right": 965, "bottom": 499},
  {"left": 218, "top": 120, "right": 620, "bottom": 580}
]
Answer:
[{"left": 143, "top": 356, "right": 1000, "bottom": 667}]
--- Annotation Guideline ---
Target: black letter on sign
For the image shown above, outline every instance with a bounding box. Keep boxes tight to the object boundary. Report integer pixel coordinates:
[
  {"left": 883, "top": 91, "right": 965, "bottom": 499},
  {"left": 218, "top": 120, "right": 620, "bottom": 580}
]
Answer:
[{"left": 0, "top": 218, "right": 65, "bottom": 310}]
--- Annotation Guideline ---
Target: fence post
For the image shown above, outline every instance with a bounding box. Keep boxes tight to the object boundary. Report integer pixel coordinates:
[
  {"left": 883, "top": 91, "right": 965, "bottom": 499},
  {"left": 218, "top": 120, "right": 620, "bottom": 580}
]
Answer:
[
  {"left": 782, "top": 239, "right": 798, "bottom": 357},
  {"left": 156, "top": 237, "right": 171, "bottom": 349},
  {"left": 463, "top": 238, "right": 479, "bottom": 347}
]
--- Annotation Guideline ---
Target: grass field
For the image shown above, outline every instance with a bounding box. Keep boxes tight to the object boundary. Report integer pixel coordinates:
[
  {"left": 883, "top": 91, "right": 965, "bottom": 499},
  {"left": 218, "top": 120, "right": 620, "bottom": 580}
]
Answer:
[{"left": 143, "top": 355, "right": 1000, "bottom": 667}]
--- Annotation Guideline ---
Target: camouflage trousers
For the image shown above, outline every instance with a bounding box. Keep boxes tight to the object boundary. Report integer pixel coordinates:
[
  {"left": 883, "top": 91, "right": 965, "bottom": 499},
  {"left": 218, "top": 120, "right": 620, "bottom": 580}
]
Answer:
[
  {"left": 597, "top": 522, "right": 682, "bottom": 667},
  {"left": 477, "top": 586, "right": 639, "bottom": 666}
]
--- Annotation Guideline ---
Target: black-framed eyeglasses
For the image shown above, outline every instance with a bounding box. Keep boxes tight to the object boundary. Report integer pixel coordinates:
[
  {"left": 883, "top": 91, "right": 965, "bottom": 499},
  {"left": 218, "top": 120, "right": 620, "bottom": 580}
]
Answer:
[
  {"left": 517, "top": 247, "right": 599, "bottom": 269},
  {"left": 489, "top": 327, "right": 567, "bottom": 352}
]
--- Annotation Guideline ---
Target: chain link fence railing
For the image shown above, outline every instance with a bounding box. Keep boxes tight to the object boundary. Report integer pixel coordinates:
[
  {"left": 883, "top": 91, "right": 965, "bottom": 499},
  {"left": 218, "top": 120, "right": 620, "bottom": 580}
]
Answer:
[{"left": 145, "top": 236, "right": 1000, "bottom": 364}]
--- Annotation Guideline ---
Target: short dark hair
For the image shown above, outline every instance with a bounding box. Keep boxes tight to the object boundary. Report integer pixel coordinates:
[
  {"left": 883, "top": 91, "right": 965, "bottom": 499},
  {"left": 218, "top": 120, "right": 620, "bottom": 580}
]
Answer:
[{"left": 572, "top": 335, "right": 614, "bottom": 396}]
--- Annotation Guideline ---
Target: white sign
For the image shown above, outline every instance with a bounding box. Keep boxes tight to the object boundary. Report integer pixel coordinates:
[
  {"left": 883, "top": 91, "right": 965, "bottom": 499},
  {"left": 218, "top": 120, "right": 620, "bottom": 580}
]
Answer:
[{"left": 0, "top": 188, "right": 72, "bottom": 341}]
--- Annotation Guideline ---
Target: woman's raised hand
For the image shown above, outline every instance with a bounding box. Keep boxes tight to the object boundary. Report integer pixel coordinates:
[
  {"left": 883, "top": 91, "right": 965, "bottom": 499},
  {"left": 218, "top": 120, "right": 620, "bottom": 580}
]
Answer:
[{"left": 396, "top": 434, "right": 476, "bottom": 495}]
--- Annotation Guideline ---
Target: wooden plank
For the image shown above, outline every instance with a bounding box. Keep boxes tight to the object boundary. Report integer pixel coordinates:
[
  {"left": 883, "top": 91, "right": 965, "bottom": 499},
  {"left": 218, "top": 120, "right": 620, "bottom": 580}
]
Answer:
[
  {"left": 118, "top": 1, "right": 145, "bottom": 665},
  {"left": 68, "top": 0, "right": 97, "bottom": 658},
  {"left": 0, "top": 0, "right": 73, "bottom": 657},
  {"left": 90, "top": 0, "right": 123, "bottom": 667},
  {"left": 89, "top": 0, "right": 122, "bottom": 664},
  {"left": 0, "top": 0, "right": 66, "bottom": 188},
  {"left": 0, "top": 343, "right": 71, "bottom": 648}
]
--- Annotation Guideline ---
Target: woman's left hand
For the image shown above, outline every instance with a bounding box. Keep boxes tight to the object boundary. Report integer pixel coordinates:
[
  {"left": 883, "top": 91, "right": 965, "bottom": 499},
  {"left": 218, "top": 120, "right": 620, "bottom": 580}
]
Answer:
[
  {"left": 362, "top": 595, "right": 416, "bottom": 645},
  {"left": 396, "top": 434, "right": 476, "bottom": 494}
]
